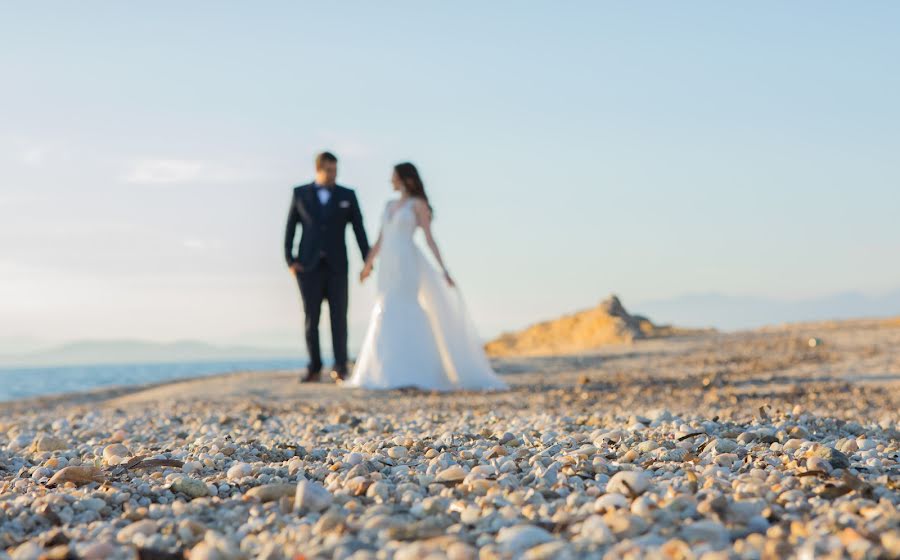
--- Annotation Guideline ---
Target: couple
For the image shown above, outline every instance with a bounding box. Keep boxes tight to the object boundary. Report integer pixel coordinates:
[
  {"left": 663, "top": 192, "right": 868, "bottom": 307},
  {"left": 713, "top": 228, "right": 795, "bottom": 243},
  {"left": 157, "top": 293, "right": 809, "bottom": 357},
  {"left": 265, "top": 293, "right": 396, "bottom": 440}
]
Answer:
[{"left": 284, "top": 151, "right": 506, "bottom": 391}]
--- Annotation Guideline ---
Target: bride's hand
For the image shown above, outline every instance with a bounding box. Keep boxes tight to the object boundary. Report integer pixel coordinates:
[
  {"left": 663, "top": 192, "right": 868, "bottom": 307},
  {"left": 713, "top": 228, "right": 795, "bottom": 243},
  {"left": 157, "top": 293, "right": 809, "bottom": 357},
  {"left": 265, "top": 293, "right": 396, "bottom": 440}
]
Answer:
[
  {"left": 360, "top": 262, "right": 373, "bottom": 283},
  {"left": 444, "top": 271, "right": 455, "bottom": 287}
]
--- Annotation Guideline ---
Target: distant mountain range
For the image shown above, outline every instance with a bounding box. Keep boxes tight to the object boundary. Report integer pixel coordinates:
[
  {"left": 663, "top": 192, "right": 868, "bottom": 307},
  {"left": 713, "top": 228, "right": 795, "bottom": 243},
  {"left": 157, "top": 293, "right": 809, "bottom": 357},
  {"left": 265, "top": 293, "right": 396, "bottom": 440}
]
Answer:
[
  {"left": 3, "top": 289, "right": 898, "bottom": 367},
  {"left": 0, "top": 339, "right": 300, "bottom": 368},
  {"left": 635, "top": 290, "right": 900, "bottom": 331}
]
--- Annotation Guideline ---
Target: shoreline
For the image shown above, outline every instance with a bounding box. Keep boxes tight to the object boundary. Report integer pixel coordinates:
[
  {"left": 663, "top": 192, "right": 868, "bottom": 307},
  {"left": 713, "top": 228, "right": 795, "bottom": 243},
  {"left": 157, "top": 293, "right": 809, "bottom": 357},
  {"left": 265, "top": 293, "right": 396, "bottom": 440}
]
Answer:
[
  {"left": 0, "top": 367, "right": 301, "bottom": 414},
  {"left": 3, "top": 315, "right": 900, "bottom": 414}
]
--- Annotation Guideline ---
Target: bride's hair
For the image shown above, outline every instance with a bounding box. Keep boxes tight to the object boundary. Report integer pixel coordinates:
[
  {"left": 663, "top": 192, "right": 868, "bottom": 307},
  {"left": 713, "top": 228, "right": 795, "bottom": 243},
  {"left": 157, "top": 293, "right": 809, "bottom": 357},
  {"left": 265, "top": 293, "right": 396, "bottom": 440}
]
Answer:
[{"left": 394, "top": 162, "right": 433, "bottom": 216}]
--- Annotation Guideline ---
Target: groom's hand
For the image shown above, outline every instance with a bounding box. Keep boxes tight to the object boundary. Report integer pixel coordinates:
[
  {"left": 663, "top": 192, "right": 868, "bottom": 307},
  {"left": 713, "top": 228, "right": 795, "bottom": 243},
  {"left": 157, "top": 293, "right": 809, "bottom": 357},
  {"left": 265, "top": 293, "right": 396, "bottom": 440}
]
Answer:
[{"left": 289, "top": 263, "right": 304, "bottom": 275}]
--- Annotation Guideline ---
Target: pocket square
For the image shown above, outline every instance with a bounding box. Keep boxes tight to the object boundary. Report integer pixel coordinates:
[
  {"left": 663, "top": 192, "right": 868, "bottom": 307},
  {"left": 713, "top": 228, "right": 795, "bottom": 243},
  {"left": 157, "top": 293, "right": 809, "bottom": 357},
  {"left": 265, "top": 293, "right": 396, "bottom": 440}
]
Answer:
[{"left": 339, "top": 200, "right": 351, "bottom": 208}]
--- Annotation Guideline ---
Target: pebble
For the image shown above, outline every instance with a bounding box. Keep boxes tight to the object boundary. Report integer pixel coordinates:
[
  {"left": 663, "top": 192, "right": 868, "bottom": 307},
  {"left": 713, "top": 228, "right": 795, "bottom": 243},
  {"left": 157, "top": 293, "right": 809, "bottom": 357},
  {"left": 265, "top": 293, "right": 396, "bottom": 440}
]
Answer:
[
  {"left": 227, "top": 462, "right": 253, "bottom": 481},
  {"left": 807, "top": 456, "right": 833, "bottom": 473},
  {"left": 2, "top": 327, "right": 898, "bottom": 560},
  {"left": 294, "top": 480, "right": 333, "bottom": 513},
  {"left": 810, "top": 446, "right": 852, "bottom": 469},
  {"left": 435, "top": 465, "right": 468, "bottom": 482},
  {"left": 606, "top": 470, "right": 650, "bottom": 496},
  {"left": 102, "top": 443, "right": 130, "bottom": 464},
  {"left": 245, "top": 483, "right": 296, "bottom": 502},
  {"left": 388, "top": 446, "right": 408, "bottom": 459},
  {"left": 79, "top": 542, "right": 116, "bottom": 560},
  {"left": 497, "top": 525, "right": 554, "bottom": 553},
  {"left": 595, "top": 493, "right": 629, "bottom": 511},
  {"left": 681, "top": 520, "right": 730, "bottom": 547},
  {"left": 171, "top": 477, "right": 210, "bottom": 498},
  {"left": 32, "top": 434, "right": 68, "bottom": 452},
  {"left": 580, "top": 515, "right": 616, "bottom": 544},
  {"left": 117, "top": 519, "right": 158, "bottom": 543}
]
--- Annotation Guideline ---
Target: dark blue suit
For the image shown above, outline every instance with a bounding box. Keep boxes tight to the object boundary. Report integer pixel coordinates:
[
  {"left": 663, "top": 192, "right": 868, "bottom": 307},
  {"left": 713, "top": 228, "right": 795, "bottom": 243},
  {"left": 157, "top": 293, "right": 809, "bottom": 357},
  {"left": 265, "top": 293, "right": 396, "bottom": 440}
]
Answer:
[{"left": 285, "top": 183, "right": 370, "bottom": 373}]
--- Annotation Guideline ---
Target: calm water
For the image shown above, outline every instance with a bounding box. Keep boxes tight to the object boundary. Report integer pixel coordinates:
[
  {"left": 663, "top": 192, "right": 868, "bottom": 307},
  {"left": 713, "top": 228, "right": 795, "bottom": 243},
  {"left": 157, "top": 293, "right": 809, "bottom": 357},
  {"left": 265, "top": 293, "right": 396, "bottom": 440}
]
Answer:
[{"left": 0, "top": 359, "right": 306, "bottom": 402}]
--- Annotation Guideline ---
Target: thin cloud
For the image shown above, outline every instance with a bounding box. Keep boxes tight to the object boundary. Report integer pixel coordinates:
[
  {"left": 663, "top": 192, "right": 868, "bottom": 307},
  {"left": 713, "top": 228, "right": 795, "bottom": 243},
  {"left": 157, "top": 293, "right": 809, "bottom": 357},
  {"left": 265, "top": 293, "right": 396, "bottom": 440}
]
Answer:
[
  {"left": 123, "top": 158, "right": 258, "bottom": 186},
  {"left": 313, "top": 132, "right": 375, "bottom": 158},
  {"left": 124, "top": 159, "right": 207, "bottom": 185},
  {"left": 182, "top": 239, "right": 207, "bottom": 250},
  {"left": 182, "top": 238, "right": 223, "bottom": 251},
  {"left": 20, "top": 147, "right": 46, "bottom": 166}
]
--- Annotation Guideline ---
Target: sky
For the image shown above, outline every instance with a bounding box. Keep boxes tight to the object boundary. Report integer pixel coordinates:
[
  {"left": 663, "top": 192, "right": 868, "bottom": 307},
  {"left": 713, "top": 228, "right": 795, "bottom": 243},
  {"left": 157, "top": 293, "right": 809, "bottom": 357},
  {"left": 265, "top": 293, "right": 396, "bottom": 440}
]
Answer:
[{"left": 2, "top": 2, "right": 899, "bottom": 354}]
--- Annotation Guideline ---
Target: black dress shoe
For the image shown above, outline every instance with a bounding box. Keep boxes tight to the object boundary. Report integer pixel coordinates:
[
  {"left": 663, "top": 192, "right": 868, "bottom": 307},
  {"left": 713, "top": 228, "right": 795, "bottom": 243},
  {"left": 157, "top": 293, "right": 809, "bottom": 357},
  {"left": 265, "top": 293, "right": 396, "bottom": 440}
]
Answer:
[
  {"left": 329, "top": 370, "right": 348, "bottom": 384},
  {"left": 300, "top": 370, "right": 322, "bottom": 383}
]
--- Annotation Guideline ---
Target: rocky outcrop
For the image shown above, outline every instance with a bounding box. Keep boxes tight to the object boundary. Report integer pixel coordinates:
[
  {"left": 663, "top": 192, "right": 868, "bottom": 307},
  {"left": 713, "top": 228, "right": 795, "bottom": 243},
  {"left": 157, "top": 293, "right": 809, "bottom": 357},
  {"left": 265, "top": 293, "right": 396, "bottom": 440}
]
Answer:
[{"left": 485, "top": 295, "right": 686, "bottom": 357}]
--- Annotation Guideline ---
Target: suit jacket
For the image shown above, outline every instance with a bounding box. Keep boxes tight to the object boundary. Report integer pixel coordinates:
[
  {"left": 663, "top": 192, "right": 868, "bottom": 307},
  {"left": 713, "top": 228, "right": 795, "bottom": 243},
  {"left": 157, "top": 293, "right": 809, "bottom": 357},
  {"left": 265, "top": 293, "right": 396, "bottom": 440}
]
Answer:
[{"left": 284, "top": 183, "right": 370, "bottom": 272}]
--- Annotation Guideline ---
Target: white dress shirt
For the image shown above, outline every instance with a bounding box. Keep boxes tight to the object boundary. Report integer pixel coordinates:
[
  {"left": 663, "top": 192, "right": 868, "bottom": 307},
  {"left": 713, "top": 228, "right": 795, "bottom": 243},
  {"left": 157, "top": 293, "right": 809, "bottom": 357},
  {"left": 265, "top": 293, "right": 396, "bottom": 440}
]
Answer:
[{"left": 315, "top": 184, "right": 332, "bottom": 205}]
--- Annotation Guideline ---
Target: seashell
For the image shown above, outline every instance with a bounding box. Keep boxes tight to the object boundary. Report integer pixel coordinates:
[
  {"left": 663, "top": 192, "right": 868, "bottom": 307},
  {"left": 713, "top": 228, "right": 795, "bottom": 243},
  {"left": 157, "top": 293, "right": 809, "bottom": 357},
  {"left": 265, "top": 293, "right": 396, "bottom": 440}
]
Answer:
[
  {"left": 660, "top": 448, "right": 689, "bottom": 462},
  {"left": 47, "top": 466, "right": 104, "bottom": 486},
  {"left": 484, "top": 445, "right": 507, "bottom": 459}
]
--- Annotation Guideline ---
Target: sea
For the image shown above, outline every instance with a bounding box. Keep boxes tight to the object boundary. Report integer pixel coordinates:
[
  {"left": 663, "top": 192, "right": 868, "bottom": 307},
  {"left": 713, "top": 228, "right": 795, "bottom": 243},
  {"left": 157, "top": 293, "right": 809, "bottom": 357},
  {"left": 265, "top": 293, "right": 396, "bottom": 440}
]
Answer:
[{"left": 0, "top": 358, "right": 307, "bottom": 402}]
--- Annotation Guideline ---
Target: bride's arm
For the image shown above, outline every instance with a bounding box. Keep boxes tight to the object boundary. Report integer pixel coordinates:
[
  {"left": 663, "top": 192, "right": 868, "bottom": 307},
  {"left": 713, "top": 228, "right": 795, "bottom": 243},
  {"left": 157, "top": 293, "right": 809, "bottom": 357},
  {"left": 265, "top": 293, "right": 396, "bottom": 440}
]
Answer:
[
  {"left": 359, "top": 232, "right": 382, "bottom": 282},
  {"left": 413, "top": 199, "right": 455, "bottom": 286},
  {"left": 361, "top": 202, "right": 393, "bottom": 282}
]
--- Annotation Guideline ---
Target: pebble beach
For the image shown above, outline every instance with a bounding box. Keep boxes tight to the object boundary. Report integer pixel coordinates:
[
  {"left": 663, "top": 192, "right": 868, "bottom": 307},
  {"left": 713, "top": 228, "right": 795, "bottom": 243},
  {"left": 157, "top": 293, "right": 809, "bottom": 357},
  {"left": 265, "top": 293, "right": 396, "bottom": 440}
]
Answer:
[{"left": 2, "top": 318, "right": 899, "bottom": 560}]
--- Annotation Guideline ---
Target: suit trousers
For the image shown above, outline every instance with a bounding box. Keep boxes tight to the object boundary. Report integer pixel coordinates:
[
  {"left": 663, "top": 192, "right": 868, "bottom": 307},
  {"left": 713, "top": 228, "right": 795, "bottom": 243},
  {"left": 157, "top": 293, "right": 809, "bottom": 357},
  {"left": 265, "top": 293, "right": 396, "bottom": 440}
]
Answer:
[{"left": 295, "top": 257, "right": 349, "bottom": 373}]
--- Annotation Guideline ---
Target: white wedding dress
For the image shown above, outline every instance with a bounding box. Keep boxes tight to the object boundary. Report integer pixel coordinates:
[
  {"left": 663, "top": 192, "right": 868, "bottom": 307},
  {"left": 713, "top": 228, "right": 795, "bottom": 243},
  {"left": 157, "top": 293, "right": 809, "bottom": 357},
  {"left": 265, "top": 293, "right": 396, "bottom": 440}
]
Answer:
[{"left": 347, "top": 199, "right": 507, "bottom": 391}]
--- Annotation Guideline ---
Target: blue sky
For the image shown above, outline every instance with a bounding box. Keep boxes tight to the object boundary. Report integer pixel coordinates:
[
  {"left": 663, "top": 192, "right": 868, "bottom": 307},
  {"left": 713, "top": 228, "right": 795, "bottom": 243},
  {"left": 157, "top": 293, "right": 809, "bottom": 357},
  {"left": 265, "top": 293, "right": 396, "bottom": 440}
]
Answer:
[{"left": 2, "top": 2, "right": 899, "bottom": 351}]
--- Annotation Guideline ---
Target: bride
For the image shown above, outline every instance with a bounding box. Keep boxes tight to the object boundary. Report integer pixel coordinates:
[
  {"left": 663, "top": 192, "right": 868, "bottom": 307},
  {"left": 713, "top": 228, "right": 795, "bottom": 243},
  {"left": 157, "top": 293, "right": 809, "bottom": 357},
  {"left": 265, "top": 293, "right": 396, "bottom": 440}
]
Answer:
[{"left": 346, "top": 163, "right": 507, "bottom": 391}]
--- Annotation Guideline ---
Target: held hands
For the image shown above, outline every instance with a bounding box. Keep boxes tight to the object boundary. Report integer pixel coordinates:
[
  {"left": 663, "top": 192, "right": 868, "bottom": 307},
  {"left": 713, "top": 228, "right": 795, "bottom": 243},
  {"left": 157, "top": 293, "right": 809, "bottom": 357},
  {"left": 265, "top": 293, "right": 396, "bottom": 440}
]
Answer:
[
  {"left": 289, "top": 263, "right": 304, "bottom": 275},
  {"left": 360, "top": 261, "right": 374, "bottom": 283}
]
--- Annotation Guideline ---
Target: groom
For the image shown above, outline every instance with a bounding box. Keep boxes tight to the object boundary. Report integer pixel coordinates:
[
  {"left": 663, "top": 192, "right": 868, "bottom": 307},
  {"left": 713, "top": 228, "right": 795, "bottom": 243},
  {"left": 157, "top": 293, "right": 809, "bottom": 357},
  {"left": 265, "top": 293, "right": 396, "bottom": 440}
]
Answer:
[{"left": 285, "top": 151, "right": 370, "bottom": 382}]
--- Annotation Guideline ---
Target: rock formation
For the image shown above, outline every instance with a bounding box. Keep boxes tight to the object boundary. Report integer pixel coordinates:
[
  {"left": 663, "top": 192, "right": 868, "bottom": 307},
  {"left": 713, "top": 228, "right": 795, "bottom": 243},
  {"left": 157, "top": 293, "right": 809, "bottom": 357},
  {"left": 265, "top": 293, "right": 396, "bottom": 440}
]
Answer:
[{"left": 485, "top": 295, "right": 685, "bottom": 357}]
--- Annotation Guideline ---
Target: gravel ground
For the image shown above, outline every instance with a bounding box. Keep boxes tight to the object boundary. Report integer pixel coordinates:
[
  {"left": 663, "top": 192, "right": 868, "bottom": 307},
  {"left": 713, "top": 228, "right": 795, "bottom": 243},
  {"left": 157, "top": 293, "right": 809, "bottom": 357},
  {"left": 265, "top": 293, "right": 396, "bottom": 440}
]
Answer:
[{"left": 1, "top": 318, "right": 899, "bottom": 559}]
